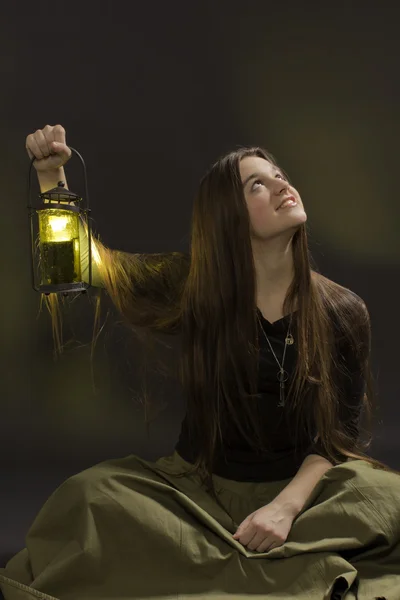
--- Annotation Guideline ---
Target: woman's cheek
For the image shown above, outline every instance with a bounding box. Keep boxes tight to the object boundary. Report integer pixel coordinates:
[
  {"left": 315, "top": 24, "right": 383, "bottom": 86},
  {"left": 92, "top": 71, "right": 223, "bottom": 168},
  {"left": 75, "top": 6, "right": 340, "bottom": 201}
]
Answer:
[{"left": 250, "top": 205, "right": 271, "bottom": 233}]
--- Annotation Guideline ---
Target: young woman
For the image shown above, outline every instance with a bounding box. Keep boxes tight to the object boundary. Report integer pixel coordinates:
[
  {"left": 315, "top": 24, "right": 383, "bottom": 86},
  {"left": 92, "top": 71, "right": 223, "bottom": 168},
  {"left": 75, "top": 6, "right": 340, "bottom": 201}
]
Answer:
[{"left": 1, "top": 124, "right": 400, "bottom": 599}]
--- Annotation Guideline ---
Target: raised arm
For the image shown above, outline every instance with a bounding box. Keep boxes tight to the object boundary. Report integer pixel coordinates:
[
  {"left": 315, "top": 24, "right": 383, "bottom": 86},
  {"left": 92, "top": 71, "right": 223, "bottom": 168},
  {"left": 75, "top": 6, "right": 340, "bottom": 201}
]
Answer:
[{"left": 26, "top": 125, "right": 190, "bottom": 333}]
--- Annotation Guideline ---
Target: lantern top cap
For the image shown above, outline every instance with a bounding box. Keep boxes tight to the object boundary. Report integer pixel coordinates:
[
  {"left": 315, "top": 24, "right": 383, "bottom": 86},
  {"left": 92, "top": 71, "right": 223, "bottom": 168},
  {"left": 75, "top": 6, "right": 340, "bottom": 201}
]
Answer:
[{"left": 40, "top": 182, "right": 82, "bottom": 203}]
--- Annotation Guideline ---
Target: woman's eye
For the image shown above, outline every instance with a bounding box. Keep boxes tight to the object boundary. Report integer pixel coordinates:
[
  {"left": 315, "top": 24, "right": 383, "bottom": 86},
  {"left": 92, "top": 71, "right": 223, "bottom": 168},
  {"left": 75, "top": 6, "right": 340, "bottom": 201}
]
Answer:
[
  {"left": 251, "top": 174, "right": 286, "bottom": 190},
  {"left": 252, "top": 179, "right": 263, "bottom": 190}
]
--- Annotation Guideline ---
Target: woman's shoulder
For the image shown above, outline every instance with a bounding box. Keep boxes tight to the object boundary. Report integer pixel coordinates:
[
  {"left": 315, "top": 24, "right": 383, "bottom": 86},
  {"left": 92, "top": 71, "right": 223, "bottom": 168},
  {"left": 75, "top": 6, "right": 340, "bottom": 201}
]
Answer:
[
  {"left": 312, "top": 272, "right": 372, "bottom": 371},
  {"left": 312, "top": 270, "right": 368, "bottom": 314},
  {"left": 311, "top": 271, "right": 370, "bottom": 341}
]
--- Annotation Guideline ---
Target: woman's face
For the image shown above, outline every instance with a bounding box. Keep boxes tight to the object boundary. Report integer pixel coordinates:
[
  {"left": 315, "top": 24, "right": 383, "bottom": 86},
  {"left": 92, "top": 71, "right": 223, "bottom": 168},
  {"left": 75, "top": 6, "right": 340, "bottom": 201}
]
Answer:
[{"left": 240, "top": 156, "right": 307, "bottom": 240}]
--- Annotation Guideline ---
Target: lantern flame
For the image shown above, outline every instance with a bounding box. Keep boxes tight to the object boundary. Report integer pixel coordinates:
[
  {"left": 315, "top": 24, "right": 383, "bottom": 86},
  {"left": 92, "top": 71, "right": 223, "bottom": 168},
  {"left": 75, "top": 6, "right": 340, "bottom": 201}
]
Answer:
[{"left": 49, "top": 216, "right": 69, "bottom": 233}]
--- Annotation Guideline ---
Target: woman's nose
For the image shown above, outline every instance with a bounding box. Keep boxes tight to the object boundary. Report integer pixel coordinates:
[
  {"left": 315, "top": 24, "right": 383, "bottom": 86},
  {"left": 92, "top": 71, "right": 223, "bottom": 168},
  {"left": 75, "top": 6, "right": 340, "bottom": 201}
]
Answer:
[{"left": 274, "top": 182, "right": 289, "bottom": 195}]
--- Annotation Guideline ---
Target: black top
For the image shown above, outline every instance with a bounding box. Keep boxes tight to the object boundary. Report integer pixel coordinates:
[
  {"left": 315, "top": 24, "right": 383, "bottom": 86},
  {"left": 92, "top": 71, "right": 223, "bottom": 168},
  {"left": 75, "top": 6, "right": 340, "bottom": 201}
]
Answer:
[{"left": 175, "top": 308, "right": 364, "bottom": 481}]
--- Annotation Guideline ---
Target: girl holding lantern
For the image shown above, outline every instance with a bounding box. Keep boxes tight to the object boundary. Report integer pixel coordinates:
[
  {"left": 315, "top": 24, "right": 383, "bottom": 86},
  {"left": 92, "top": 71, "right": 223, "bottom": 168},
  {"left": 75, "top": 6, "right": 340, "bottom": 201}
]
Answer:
[{"left": 1, "top": 123, "right": 400, "bottom": 600}]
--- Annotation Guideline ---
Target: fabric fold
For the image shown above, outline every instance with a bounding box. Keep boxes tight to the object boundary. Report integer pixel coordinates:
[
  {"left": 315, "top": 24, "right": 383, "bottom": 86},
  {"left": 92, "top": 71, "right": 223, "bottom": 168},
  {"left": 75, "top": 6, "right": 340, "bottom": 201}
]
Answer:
[{"left": 1, "top": 453, "right": 400, "bottom": 599}]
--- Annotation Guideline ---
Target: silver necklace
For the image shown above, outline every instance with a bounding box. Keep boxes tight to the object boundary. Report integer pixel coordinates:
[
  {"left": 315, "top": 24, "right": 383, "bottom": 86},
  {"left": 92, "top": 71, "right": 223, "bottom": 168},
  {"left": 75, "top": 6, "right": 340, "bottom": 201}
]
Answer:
[{"left": 256, "top": 311, "right": 294, "bottom": 408}]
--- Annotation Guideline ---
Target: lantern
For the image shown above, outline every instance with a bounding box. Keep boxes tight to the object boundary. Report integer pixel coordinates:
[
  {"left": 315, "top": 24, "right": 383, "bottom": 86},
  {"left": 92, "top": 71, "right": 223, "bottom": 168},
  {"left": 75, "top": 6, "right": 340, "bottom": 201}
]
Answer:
[{"left": 27, "top": 147, "right": 92, "bottom": 295}]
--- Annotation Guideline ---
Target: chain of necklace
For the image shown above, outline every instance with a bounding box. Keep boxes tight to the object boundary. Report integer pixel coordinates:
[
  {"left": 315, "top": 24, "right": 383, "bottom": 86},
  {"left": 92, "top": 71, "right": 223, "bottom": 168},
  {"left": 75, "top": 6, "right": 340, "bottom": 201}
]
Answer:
[{"left": 256, "top": 311, "right": 295, "bottom": 408}]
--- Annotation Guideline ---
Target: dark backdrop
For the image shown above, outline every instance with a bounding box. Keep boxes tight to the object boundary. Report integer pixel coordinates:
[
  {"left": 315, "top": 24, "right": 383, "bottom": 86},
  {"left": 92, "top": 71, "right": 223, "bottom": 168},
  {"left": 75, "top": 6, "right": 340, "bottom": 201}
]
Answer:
[{"left": 1, "top": 0, "right": 399, "bottom": 568}]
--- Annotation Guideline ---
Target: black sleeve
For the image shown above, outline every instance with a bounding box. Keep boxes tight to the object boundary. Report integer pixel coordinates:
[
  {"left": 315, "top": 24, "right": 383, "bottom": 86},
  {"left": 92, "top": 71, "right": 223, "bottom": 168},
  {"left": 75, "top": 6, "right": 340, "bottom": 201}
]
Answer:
[
  {"left": 305, "top": 301, "right": 370, "bottom": 462},
  {"left": 306, "top": 352, "right": 365, "bottom": 461},
  {"left": 335, "top": 343, "right": 366, "bottom": 441}
]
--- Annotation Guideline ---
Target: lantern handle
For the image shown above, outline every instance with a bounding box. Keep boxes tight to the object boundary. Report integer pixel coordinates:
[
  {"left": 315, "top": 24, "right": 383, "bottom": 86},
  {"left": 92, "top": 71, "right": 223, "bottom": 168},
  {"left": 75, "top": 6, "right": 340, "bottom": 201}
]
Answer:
[{"left": 27, "top": 146, "right": 90, "bottom": 211}]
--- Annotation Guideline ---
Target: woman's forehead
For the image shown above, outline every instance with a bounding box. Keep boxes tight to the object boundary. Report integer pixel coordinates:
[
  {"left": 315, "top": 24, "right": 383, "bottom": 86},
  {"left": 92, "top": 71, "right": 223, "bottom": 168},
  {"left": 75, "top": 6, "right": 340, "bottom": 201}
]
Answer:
[{"left": 239, "top": 156, "right": 276, "bottom": 178}]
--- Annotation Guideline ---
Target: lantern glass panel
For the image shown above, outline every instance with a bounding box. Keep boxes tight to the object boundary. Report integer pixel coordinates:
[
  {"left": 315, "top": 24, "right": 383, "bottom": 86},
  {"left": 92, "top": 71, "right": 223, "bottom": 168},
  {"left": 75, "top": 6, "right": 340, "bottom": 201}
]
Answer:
[{"left": 38, "top": 208, "right": 81, "bottom": 285}]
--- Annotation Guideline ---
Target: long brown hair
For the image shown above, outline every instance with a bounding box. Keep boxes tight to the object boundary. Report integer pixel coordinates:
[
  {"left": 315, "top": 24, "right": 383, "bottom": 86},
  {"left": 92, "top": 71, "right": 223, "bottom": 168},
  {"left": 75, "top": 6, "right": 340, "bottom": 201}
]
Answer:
[{"left": 43, "top": 146, "right": 397, "bottom": 513}]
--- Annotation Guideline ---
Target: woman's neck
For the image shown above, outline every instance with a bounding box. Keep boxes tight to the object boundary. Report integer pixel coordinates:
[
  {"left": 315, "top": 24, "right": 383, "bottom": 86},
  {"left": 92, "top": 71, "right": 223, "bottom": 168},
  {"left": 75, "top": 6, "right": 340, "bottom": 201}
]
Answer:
[{"left": 252, "top": 238, "right": 295, "bottom": 304}]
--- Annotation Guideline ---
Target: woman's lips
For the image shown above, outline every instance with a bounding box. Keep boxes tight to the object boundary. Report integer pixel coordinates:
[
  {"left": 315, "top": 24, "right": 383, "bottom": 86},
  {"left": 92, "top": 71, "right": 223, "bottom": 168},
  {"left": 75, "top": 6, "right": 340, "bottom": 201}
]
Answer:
[{"left": 277, "top": 196, "right": 297, "bottom": 210}]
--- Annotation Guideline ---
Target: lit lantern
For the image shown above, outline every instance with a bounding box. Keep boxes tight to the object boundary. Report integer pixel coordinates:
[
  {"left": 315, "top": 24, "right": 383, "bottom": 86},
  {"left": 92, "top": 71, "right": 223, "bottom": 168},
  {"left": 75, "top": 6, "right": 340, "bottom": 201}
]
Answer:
[{"left": 27, "top": 147, "right": 92, "bottom": 295}]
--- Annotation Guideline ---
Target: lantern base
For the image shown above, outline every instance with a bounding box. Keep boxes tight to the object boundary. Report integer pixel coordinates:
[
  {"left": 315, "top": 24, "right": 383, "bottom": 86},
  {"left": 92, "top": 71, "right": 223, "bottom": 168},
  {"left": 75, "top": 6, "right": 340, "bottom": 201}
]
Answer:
[{"left": 35, "top": 282, "right": 90, "bottom": 294}]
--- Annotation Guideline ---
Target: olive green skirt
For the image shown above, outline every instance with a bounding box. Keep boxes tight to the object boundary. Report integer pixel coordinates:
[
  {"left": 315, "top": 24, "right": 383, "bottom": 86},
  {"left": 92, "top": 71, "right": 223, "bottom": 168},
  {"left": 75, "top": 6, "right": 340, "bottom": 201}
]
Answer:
[{"left": 1, "top": 450, "right": 400, "bottom": 600}]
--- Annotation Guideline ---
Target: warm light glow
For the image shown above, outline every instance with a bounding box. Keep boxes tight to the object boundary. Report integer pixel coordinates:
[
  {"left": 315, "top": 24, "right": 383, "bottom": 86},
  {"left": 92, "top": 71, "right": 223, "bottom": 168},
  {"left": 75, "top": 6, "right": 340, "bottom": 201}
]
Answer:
[
  {"left": 49, "top": 216, "right": 69, "bottom": 233},
  {"left": 80, "top": 218, "right": 102, "bottom": 268},
  {"left": 91, "top": 238, "right": 102, "bottom": 267},
  {"left": 38, "top": 208, "right": 82, "bottom": 284},
  {"left": 39, "top": 209, "right": 79, "bottom": 243}
]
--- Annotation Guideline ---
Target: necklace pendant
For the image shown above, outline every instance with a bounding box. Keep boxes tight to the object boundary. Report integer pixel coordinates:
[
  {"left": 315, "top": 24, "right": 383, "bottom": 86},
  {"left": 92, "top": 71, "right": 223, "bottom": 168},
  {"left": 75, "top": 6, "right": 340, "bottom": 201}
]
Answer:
[
  {"left": 278, "top": 381, "right": 285, "bottom": 408},
  {"left": 277, "top": 368, "right": 289, "bottom": 383},
  {"left": 277, "top": 370, "right": 287, "bottom": 408},
  {"left": 285, "top": 333, "right": 294, "bottom": 345}
]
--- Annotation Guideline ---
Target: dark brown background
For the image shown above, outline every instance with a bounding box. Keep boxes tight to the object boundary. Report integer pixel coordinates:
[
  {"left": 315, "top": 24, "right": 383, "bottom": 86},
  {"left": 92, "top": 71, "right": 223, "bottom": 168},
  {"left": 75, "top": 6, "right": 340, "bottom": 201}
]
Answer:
[{"left": 1, "top": 0, "right": 399, "bottom": 568}]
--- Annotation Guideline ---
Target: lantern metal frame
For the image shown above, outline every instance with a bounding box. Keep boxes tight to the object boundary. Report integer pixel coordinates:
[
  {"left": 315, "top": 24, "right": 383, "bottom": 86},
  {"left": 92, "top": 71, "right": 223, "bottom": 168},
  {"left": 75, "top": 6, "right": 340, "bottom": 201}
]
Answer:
[{"left": 27, "top": 147, "right": 92, "bottom": 296}]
